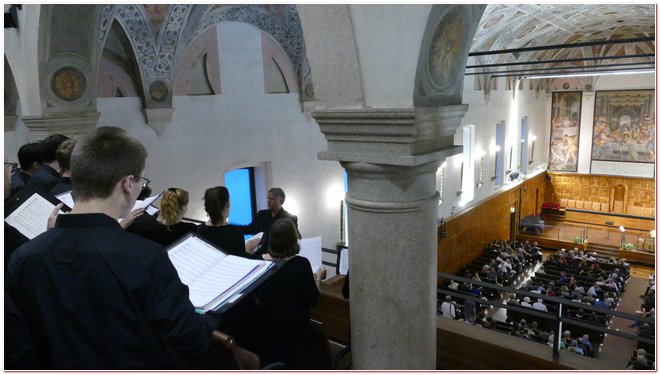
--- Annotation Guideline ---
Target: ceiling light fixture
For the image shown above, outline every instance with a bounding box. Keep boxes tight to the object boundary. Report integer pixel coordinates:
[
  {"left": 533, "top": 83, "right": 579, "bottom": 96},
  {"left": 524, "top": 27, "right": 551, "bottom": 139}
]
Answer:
[{"left": 521, "top": 69, "right": 655, "bottom": 80}]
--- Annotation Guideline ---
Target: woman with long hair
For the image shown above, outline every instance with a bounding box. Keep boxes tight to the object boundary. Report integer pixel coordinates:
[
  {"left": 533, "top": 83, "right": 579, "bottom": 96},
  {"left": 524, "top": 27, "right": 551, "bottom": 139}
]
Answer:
[
  {"left": 150, "top": 187, "right": 197, "bottom": 247},
  {"left": 197, "top": 186, "right": 246, "bottom": 257}
]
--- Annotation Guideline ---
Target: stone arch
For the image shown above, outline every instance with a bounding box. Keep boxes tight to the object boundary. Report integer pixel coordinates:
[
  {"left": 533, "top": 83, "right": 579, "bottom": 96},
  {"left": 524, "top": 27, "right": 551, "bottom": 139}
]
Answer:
[
  {"left": 5, "top": 56, "right": 19, "bottom": 130},
  {"left": 183, "top": 5, "right": 310, "bottom": 99},
  {"left": 414, "top": 4, "right": 486, "bottom": 107},
  {"left": 98, "top": 19, "right": 143, "bottom": 98},
  {"left": 296, "top": 5, "right": 364, "bottom": 108},
  {"left": 37, "top": 5, "right": 104, "bottom": 114}
]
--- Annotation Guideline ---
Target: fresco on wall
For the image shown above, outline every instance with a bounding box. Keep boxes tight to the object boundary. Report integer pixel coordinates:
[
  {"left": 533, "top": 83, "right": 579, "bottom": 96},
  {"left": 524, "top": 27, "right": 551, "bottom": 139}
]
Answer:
[
  {"left": 548, "top": 91, "right": 581, "bottom": 172},
  {"left": 591, "top": 90, "right": 655, "bottom": 163}
]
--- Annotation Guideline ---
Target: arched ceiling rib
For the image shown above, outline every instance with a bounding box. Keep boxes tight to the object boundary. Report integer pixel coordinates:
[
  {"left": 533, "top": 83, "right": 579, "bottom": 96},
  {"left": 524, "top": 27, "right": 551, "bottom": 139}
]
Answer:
[{"left": 469, "top": 4, "right": 655, "bottom": 78}]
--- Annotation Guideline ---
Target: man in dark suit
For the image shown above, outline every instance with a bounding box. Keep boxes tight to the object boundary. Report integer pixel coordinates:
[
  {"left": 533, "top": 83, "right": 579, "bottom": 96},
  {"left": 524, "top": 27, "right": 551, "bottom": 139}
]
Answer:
[{"left": 235, "top": 187, "right": 299, "bottom": 258}]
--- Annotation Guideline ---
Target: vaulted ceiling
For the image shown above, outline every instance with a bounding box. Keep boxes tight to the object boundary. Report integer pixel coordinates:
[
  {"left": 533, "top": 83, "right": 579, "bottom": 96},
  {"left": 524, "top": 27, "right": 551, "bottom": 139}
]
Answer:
[{"left": 469, "top": 4, "right": 655, "bottom": 79}]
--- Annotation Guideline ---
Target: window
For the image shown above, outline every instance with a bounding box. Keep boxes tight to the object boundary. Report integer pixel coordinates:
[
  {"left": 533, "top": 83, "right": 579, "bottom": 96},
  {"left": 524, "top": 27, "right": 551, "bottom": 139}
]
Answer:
[
  {"left": 224, "top": 168, "right": 256, "bottom": 226},
  {"left": 520, "top": 116, "right": 529, "bottom": 174},
  {"left": 459, "top": 125, "right": 475, "bottom": 206}
]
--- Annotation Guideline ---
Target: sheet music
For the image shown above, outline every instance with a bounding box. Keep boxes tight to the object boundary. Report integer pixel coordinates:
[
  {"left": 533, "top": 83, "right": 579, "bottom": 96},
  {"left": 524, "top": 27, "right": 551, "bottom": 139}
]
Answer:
[
  {"left": 168, "top": 235, "right": 272, "bottom": 311},
  {"left": 338, "top": 247, "right": 349, "bottom": 275},
  {"left": 5, "top": 193, "right": 63, "bottom": 239},
  {"left": 245, "top": 232, "right": 263, "bottom": 254},
  {"left": 146, "top": 205, "right": 159, "bottom": 216},
  {"left": 55, "top": 191, "right": 74, "bottom": 209},
  {"left": 132, "top": 194, "right": 160, "bottom": 212},
  {"left": 299, "top": 236, "right": 323, "bottom": 272}
]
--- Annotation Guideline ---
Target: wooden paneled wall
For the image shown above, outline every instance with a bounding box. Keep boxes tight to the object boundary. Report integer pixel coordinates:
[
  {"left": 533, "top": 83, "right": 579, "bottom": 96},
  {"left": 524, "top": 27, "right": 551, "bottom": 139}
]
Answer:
[
  {"left": 438, "top": 172, "right": 546, "bottom": 275},
  {"left": 544, "top": 172, "right": 655, "bottom": 210}
]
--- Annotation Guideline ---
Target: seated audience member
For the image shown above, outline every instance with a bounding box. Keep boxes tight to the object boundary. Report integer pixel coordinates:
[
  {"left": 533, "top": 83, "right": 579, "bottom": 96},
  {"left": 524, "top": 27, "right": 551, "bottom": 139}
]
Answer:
[
  {"left": 146, "top": 188, "right": 198, "bottom": 247},
  {"left": 628, "top": 353, "right": 651, "bottom": 370},
  {"left": 26, "top": 134, "right": 70, "bottom": 192},
  {"left": 10, "top": 141, "right": 41, "bottom": 195},
  {"left": 51, "top": 139, "right": 76, "bottom": 195},
  {"left": 5, "top": 127, "right": 219, "bottom": 369},
  {"left": 567, "top": 340, "right": 584, "bottom": 355},
  {"left": 447, "top": 280, "right": 459, "bottom": 290},
  {"left": 532, "top": 298, "right": 548, "bottom": 312},
  {"left": 197, "top": 186, "right": 246, "bottom": 257},
  {"left": 521, "top": 296, "right": 532, "bottom": 308},
  {"left": 235, "top": 187, "right": 299, "bottom": 257},
  {"left": 557, "top": 271, "right": 570, "bottom": 284},
  {"left": 254, "top": 218, "right": 320, "bottom": 369}
]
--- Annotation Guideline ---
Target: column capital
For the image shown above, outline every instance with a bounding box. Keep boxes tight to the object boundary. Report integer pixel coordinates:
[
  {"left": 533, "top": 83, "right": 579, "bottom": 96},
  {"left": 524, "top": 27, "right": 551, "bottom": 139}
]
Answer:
[
  {"left": 314, "top": 106, "right": 467, "bottom": 166},
  {"left": 21, "top": 111, "right": 100, "bottom": 140}
]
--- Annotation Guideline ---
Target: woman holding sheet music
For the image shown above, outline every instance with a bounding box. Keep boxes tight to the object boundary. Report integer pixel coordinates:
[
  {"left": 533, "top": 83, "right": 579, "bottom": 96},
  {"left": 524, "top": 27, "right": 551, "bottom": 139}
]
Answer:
[
  {"left": 197, "top": 186, "right": 246, "bottom": 257},
  {"left": 255, "top": 218, "right": 320, "bottom": 369}
]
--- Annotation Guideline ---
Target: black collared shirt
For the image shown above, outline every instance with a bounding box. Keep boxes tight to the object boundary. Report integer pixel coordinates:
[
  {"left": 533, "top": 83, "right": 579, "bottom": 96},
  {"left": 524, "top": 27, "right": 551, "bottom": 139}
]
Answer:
[
  {"left": 6, "top": 213, "right": 217, "bottom": 369},
  {"left": 234, "top": 208, "right": 300, "bottom": 257}
]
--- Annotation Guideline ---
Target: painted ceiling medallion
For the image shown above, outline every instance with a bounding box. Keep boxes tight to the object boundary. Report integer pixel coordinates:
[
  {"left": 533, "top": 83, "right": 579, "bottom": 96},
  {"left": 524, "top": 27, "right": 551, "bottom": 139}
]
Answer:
[
  {"left": 428, "top": 8, "right": 465, "bottom": 91},
  {"left": 149, "top": 80, "right": 169, "bottom": 101},
  {"left": 51, "top": 67, "right": 86, "bottom": 101}
]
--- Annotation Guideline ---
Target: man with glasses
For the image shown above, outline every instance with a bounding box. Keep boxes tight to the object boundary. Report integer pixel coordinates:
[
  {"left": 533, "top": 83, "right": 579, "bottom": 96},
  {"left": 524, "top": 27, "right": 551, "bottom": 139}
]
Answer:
[{"left": 6, "top": 127, "right": 219, "bottom": 369}]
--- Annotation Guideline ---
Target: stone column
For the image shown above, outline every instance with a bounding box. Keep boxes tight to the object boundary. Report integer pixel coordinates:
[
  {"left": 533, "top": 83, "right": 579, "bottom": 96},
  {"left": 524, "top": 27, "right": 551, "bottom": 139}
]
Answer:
[{"left": 314, "top": 106, "right": 466, "bottom": 369}]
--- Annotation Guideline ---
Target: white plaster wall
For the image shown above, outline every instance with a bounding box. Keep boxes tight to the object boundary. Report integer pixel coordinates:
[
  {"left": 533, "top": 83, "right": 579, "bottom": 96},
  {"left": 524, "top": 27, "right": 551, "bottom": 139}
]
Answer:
[
  {"left": 95, "top": 23, "right": 346, "bottom": 254},
  {"left": 436, "top": 71, "right": 655, "bottom": 219},
  {"left": 349, "top": 4, "right": 432, "bottom": 108},
  {"left": 4, "top": 4, "right": 43, "bottom": 115},
  {"left": 438, "top": 75, "right": 548, "bottom": 219}
]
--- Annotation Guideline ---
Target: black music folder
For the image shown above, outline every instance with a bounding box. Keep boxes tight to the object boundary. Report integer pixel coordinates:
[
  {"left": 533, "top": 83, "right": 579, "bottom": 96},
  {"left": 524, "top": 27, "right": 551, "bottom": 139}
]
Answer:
[{"left": 166, "top": 232, "right": 279, "bottom": 314}]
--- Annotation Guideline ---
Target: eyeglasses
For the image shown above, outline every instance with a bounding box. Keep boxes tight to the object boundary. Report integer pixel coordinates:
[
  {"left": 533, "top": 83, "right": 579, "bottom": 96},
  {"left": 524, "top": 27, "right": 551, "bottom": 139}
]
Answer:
[
  {"left": 5, "top": 162, "right": 18, "bottom": 173},
  {"left": 138, "top": 176, "right": 151, "bottom": 188}
]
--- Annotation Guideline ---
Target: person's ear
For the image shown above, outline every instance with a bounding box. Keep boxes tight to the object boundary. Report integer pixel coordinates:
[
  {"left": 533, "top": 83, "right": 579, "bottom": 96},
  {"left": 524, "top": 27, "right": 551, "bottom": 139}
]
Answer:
[{"left": 120, "top": 175, "right": 135, "bottom": 195}]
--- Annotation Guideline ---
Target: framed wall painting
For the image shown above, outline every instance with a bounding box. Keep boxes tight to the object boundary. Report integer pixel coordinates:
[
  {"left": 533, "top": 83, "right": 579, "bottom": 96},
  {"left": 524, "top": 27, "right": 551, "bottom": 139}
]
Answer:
[
  {"left": 548, "top": 91, "right": 581, "bottom": 172},
  {"left": 591, "top": 90, "right": 655, "bottom": 163}
]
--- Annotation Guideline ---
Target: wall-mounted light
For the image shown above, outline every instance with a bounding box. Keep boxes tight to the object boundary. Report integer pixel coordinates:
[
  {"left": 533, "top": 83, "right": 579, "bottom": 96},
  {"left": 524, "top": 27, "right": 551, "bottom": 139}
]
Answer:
[
  {"left": 510, "top": 206, "right": 516, "bottom": 213},
  {"left": 438, "top": 161, "right": 446, "bottom": 205},
  {"left": 438, "top": 217, "right": 448, "bottom": 239},
  {"left": 529, "top": 134, "right": 537, "bottom": 163},
  {"left": 519, "top": 139, "right": 525, "bottom": 170},
  {"left": 476, "top": 148, "right": 485, "bottom": 189},
  {"left": 506, "top": 146, "right": 513, "bottom": 174},
  {"left": 491, "top": 145, "right": 500, "bottom": 181},
  {"left": 650, "top": 230, "right": 656, "bottom": 238},
  {"left": 456, "top": 156, "right": 464, "bottom": 197},
  {"left": 619, "top": 225, "right": 626, "bottom": 246}
]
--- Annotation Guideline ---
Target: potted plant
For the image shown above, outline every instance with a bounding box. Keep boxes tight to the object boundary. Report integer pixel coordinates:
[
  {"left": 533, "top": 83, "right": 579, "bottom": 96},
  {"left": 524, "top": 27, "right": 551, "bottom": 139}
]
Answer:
[
  {"left": 572, "top": 236, "right": 588, "bottom": 250},
  {"left": 621, "top": 242, "right": 636, "bottom": 251}
]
